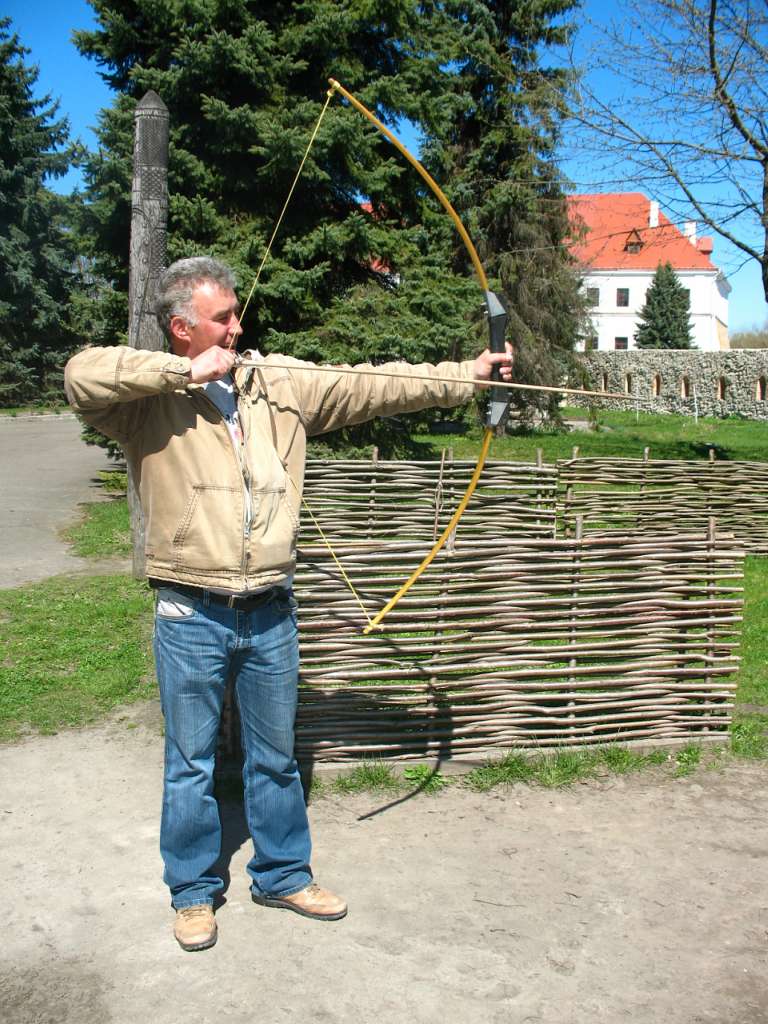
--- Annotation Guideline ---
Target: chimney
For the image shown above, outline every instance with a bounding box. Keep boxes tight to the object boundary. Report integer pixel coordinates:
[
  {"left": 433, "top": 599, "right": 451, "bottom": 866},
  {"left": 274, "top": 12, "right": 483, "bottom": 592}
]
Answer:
[
  {"left": 684, "top": 220, "right": 697, "bottom": 244},
  {"left": 649, "top": 200, "right": 659, "bottom": 228}
]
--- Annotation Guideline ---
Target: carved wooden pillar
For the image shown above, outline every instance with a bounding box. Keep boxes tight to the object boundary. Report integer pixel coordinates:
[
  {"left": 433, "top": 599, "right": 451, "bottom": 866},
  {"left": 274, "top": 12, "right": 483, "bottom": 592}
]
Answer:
[{"left": 128, "top": 90, "right": 169, "bottom": 578}]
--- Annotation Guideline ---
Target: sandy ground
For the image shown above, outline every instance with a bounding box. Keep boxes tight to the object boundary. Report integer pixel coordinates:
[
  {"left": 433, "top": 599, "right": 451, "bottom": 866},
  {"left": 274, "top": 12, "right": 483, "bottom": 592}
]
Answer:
[
  {"left": 2, "top": 414, "right": 768, "bottom": 1022},
  {"left": 1, "top": 699, "right": 767, "bottom": 1024}
]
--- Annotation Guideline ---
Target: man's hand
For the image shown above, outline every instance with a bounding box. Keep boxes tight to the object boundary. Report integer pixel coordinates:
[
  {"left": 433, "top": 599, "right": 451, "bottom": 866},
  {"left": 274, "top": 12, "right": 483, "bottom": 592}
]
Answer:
[
  {"left": 189, "top": 346, "right": 237, "bottom": 384},
  {"left": 473, "top": 342, "right": 514, "bottom": 388}
]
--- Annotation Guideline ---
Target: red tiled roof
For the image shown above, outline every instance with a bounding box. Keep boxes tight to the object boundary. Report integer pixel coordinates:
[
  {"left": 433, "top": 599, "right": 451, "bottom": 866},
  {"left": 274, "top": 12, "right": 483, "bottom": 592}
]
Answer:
[{"left": 568, "top": 193, "right": 716, "bottom": 272}]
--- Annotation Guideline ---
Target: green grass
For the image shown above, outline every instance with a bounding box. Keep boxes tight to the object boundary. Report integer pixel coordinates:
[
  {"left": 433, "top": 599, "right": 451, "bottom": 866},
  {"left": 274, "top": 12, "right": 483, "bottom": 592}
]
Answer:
[
  {"left": 731, "top": 715, "right": 768, "bottom": 758},
  {"left": 402, "top": 763, "right": 452, "bottom": 793},
  {"left": 422, "top": 409, "right": 768, "bottom": 464},
  {"left": 330, "top": 761, "right": 403, "bottom": 793},
  {"left": 0, "top": 575, "right": 154, "bottom": 740},
  {"left": 0, "top": 405, "right": 67, "bottom": 416},
  {"left": 464, "top": 746, "right": 668, "bottom": 792},
  {"left": 735, "top": 556, "right": 768, "bottom": 707},
  {"left": 63, "top": 497, "right": 131, "bottom": 559},
  {"left": 673, "top": 744, "right": 702, "bottom": 777},
  {"left": 98, "top": 469, "right": 128, "bottom": 493}
]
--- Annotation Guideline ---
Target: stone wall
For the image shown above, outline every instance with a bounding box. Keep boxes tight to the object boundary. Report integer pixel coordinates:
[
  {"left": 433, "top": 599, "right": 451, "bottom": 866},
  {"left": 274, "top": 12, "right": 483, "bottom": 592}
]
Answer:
[{"left": 576, "top": 350, "right": 768, "bottom": 419}]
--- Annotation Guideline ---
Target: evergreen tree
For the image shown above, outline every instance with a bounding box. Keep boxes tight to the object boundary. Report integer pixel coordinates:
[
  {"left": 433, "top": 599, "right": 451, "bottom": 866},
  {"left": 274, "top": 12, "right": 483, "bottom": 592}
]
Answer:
[
  {"left": 419, "top": 0, "right": 586, "bottom": 423},
  {"left": 0, "top": 19, "right": 80, "bottom": 405},
  {"left": 634, "top": 262, "right": 694, "bottom": 349},
  {"left": 74, "top": 0, "right": 582, "bottom": 448}
]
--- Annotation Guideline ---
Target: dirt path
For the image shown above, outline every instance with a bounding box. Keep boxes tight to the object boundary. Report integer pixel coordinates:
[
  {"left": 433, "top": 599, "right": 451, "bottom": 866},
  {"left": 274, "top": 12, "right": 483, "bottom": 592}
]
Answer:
[{"left": 1, "top": 699, "right": 767, "bottom": 1024}]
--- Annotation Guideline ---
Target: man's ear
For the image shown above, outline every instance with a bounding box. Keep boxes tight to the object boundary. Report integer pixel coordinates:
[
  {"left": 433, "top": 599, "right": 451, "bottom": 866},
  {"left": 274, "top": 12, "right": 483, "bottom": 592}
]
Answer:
[{"left": 169, "top": 315, "right": 191, "bottom": 352}]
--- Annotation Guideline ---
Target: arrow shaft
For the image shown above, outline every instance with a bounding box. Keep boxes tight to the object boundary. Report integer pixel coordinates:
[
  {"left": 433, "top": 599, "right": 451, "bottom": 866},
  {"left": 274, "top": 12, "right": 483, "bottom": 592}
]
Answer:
[{"left": 234, "top": 358, "right": 632, "bottom": 401}]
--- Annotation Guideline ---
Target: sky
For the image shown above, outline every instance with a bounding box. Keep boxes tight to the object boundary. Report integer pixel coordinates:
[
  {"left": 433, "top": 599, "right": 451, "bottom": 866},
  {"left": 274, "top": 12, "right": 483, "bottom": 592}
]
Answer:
[{"left": 5, "top": 0, "right": 767, "bottom": 333}]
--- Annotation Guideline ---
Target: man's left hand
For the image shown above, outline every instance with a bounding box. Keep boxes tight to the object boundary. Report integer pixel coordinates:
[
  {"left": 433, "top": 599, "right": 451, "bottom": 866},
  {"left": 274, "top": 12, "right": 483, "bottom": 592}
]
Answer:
[{"left": 473, "top": 342, "right": 514, "bottom": 388}]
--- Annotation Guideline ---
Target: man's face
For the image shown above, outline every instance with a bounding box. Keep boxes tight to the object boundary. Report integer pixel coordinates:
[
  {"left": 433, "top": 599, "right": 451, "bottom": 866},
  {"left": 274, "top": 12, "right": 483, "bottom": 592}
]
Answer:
[{"left": 169, "top": 281, "right": 242, "bottom": 359}]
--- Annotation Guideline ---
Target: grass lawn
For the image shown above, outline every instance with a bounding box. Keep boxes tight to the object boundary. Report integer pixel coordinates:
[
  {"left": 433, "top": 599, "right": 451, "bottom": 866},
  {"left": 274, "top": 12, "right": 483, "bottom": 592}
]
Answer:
[
  {"left": 421, "top": 408, "right": 768, "bottom": 463},
  {"left": 0, "top": 574, "right": 153, "bottom": 741},
  {"left": 63, "top": 495, "right": 131, "bottom": 559},
  {"left": 0, "top": 405, "right": 68, "bottom": 416},
  {"left": 1, "top": 409, "right": 767, "bottom": 787}
]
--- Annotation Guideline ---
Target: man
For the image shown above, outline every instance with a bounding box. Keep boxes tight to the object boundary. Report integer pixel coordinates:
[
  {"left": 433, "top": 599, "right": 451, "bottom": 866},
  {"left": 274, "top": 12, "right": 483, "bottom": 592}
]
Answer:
[{"left": 65, "top": 256, "right": 513, "bottom": 952}]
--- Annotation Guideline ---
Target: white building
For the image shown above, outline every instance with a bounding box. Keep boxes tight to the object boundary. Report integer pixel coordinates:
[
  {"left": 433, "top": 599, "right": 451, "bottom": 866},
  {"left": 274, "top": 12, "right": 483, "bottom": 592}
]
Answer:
[{"left": 569, "top": 194, "right": 731, "bottom": 352}]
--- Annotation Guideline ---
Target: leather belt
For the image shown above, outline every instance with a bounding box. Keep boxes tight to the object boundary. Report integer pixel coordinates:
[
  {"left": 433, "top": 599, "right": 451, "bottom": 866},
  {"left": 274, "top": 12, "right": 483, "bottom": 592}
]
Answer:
[{"left": 151, "top": 581, "right": 279, "bottom": 611}]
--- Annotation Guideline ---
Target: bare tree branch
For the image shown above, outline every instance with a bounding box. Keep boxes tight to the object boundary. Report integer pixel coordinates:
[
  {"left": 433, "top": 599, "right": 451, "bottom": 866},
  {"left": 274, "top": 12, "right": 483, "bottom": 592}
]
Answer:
[{"left": 567, "top": 0, "right": 768, "bottom": 299}]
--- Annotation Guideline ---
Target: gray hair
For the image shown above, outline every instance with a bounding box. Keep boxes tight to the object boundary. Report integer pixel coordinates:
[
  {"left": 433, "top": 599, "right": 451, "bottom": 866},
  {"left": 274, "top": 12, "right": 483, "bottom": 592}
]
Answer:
[{"left": 154, "top": 256, "right": 238, "bottom": 339}]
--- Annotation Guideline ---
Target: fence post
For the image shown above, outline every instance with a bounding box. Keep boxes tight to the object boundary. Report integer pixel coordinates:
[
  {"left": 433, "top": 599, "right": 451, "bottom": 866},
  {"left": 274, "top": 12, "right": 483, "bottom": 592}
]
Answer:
[
  {"left": 127, "top": 90, "right": 169, "bottom": 579},
  {"left": 535, "top": 446, "right": 545, "bottom": 536},
  {"left": 567, "top": 515, "right": 584, "bottom": 735},
  {"left": 433, "top": 449, "right": 447, "bottom": 543},
  {"left": 704, "top": 516, "right": 717, "bottom": 736},
  {"left": 367, "top": 446, "right": 379, "bottom": 539}
]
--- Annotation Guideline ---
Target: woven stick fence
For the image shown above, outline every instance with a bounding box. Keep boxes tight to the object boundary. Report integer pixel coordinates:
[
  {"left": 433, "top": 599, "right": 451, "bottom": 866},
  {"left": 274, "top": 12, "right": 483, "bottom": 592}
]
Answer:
[
  {"left": 558, "top": 451, "right": 768, "bottom": 553},
  {"left": 220, "top": 524, "right": 742, "bottom": 764},
  {"left": 301, "top": 452, "right": 557, "bottom": 542}
]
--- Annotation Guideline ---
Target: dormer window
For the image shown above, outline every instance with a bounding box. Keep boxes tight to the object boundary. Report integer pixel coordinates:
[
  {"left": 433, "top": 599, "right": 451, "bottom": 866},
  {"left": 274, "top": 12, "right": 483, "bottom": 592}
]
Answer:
[{"left": 624, "top": 229, "right": 643, "bottom": 254}]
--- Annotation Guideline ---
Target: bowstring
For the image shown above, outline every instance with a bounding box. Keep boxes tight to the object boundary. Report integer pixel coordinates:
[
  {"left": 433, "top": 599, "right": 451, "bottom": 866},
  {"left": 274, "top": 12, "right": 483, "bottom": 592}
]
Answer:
[
  {"left": 237, "top": 85, "right": 373, "bottom": 621},
  {"left": 238, "top": 87, "right": 336, "bottom": 327}
]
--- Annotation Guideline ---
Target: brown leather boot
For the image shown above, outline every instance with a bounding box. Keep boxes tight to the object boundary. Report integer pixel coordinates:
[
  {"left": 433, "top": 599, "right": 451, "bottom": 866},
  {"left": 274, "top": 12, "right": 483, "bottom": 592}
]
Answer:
[
  {"left": 174, "top": 904, "right": 217, "bottom": 951},
  {"left": 252, "top": 882, "right": 347, "bottom": 921}
]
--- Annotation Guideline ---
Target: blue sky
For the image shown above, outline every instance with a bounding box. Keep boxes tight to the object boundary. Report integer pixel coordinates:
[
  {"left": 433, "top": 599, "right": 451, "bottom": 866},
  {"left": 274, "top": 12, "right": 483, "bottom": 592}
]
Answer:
[
  {"left": 5, "top": 0, "right": 110, "bottom": 189},
  {"left": 6, "top": 0, "right": 766, "bottom": 333}
]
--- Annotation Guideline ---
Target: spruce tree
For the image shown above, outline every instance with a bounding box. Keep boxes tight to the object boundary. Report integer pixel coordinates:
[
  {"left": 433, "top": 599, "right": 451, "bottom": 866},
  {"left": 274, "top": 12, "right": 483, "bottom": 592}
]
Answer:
[
  {"left": 74, "top": 0, "right": 582, "bottom": 448},
  {"left": 634, "top": 262, "right": 694, "bottom": 349},
  {"left": 419, "top": 0, "right": 586, "bottom": 423},
  {"left": 0, "top": 18, "right": 80, "bottom": 405}
]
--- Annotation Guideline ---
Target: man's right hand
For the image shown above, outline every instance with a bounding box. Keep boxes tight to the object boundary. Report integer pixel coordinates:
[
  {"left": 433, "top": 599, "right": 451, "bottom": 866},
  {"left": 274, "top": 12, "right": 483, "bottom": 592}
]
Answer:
[{"left": 189, "top": 346, "right": 237, "bottom": 384}]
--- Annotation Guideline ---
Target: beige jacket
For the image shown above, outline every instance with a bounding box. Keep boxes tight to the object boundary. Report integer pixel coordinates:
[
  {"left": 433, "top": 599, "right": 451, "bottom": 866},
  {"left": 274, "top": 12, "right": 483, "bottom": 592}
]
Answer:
[{"left": 64, "top": 346, "right": 475, "bottom": 591}]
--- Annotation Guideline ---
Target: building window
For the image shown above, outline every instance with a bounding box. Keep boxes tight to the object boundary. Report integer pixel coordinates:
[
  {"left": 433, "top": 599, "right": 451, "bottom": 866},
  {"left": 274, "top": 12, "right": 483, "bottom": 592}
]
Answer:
[
  {"left": 614, "top": 337, "right": 628, "bottom": 350},
  {"left": 616, "top": 288, "right": 629, "bottom": 307},
  {"left": 717, "top": 377, "right": 727, "bottom": 400},
  {"left": 586, "top": 287, "right": 599, "bottom": 307},
  {"left": 757, "top": 378, "right": 767, "bottom": 401},
  {"left": 652, "top": 374, "right": 662, "bottom": 397},
  {"left": 585, "top": 335, "right": 598, "bottom": 351},
  {"left": 624, "top": 373, "right": 633, "bottom": 394},
  {"left": 680, "top": 376, "right": 691, "bottom": 398}
]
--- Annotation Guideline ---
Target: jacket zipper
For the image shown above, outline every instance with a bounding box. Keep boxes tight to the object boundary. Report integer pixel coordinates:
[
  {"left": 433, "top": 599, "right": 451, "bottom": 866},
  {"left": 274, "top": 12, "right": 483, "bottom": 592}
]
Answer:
[
  {"left": 195, "top": 387, "right": 251, "bottom": 587},
  {"left": 236, "top": 385, "right": 252, "bottom": 583}
]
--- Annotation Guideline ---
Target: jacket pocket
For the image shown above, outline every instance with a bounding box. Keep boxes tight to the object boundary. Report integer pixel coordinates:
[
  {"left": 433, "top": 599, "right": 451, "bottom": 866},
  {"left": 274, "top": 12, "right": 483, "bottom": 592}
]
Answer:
[
  {"left": 246, "top": 487, "right": 298, "bottom": 572},
  {"left": 155, "top": 588, "right": 198, "bottom": 620},
  {"left": 171, "top": 485, "right": 243, "bottom": 572}
]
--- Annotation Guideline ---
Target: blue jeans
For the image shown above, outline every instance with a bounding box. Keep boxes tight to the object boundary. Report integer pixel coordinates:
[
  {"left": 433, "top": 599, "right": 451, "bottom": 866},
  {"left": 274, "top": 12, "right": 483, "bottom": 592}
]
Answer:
[{"left": 153, "top": 586, "right": 312, "bottom": 909}]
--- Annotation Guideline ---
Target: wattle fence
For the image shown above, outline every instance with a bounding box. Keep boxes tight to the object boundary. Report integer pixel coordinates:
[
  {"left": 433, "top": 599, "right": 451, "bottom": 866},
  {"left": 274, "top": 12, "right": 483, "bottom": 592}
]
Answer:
[
  {"left": 558, "top": 452, "right": 768, "bottom": 554},
  {"left": 219, "top": 450, "right": 750, "bottom": 765},
  {"left": 290, "top": 529, "right": 741, "bottom": 763},
  {"left": 300, "top": 455, "right": 557, "bottom": 542}
]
